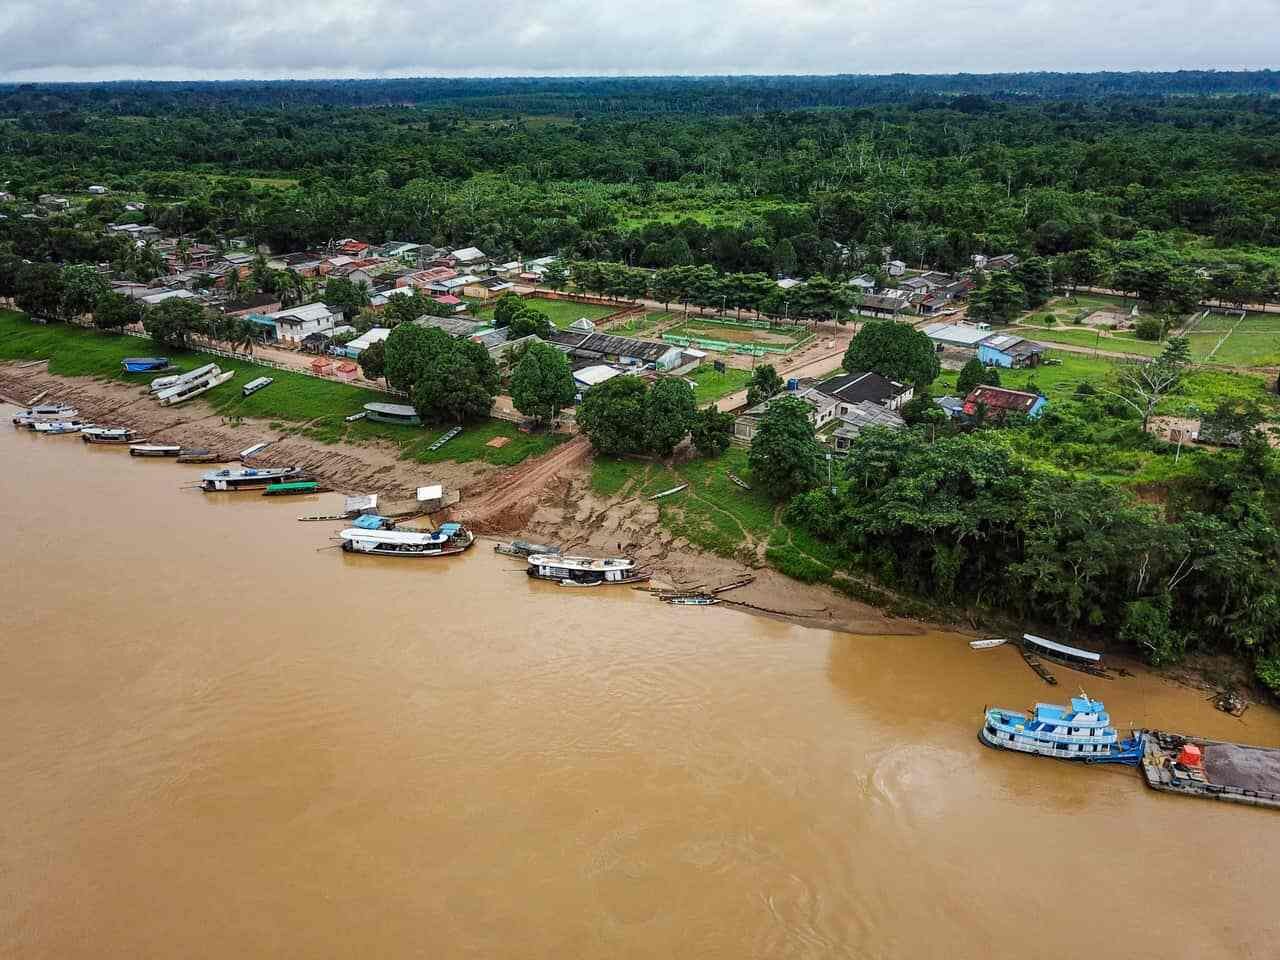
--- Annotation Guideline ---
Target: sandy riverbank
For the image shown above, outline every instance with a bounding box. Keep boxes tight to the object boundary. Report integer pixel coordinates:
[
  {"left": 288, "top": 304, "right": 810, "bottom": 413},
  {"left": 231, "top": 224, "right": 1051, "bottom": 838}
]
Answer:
[{"left": 2, "top": 360, "right": 918, "bottom": 638}]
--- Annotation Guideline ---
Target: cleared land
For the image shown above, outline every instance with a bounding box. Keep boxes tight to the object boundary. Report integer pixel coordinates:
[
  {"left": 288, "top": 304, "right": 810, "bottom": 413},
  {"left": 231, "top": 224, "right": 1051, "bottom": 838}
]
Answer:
[
  {"left": 473, "top": 297, "right": 617, "bottom": 329},
  {"left": 685, "top": 365, "right": 752, "bottom": 405}
]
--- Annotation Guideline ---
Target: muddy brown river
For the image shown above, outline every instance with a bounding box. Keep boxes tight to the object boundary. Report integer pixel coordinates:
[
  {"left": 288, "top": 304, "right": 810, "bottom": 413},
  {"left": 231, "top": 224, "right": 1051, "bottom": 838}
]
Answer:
[{"left": 2, "top": 418, "right": 1278, "bottom": 958}]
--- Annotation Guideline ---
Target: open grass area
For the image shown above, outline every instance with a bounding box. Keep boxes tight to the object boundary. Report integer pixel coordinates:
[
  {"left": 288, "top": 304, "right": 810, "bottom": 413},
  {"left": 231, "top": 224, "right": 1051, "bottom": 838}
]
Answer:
[
  {"left": 473, "top": 297, "right": 617, "bottom": 329},
  {"left": 1184, "top": 312, "right": 1280, "bottom": 367},
  {"left": 610, "top": 311, "right": 673, "bottom": 336},
  {"left": 684, "top": 364, "right": 752, "bottom": 405},
  {"left": 1016, "top": 325, "right": 1165, "bottom": 357},
  {"left": 667, "top": 318, "right": 809, "bottom": 346},
  {"left": 0, "top": 310, "right": 564, "bottom": 466}
]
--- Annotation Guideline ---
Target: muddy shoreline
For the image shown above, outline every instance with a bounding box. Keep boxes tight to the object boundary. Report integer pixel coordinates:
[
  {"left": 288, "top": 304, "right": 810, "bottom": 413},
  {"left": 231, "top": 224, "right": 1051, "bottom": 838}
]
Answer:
[{"left": 1, "top": 362, "right": 916, "bottom": 638}]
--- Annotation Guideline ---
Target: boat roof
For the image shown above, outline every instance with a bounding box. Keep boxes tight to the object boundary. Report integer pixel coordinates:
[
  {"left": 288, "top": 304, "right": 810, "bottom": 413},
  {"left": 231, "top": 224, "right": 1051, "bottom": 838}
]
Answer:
[
  {"left": 202, "top": 467, "right": 292, "bottom": 479},
  {"left": 363, "top": 402, "right": 418, "bottom": 417},
  {"left": 1024, "top": 633, "right": 1102, "bottom": 662},
  {"left": 526, "top": 554, "right": 634, "bottom": 570},
  {"left": 132, "top": 444, "right": 179, "bottom": 450},
  {"left": 340, "top": 528, "right": 451, "bottom": 545}
]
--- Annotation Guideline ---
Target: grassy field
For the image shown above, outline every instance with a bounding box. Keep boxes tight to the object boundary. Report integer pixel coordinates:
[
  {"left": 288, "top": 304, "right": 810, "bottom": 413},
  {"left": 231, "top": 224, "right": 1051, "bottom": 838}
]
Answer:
[
  {"left": 684, "top": 364, "right": 752, "bottom": 405},
  {"left": 1016, "top": 326, "right": 1165, "bottom": 357},
  {"left": 0, "top": 311, "right": 563, "bottom": 466},
  {"left": 473, "top": 297, "right": 617, "bottom": 329},
  {"left": 1028, "top": 292, "right": 1134, "bottom": 326},
  {"left": 667, "top": 318, "right": 809, "bottom": 346},
  {"left": 1184, "top": 311, "right": 1280, "bottom": 367},
  {"left": 610, "top": 312, "right": 673, "bottom": 336}
]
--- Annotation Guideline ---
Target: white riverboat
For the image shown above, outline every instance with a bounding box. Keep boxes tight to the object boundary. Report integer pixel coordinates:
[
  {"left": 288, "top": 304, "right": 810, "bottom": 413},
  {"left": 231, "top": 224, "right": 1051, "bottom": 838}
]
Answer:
[
  {"left": 980, "top": 695, "right": 1143, "bottom": 764},
  {"left": 13, "top": 405, "right": 78, "bottom": 426},
  {"left": 82, "top": 426, "right": 143, "bottom": 444},
  {"left": 526, "top": 553, "right": 650, "bottom": 586},
  {"left": 150, "top": 362, "right": 218, "bottom": 393},
  {"left": 157, "top": 370, "right": 235, "bottom": 406},
  {"left": 32, "top": 420, "right": 85, "bottom": 434},
  {"left": 200, "top": 466, "right": 300, "bottom": 491},
  {"left": 129, "top": 443, "right": 181, "bottom": 457},
  {"left": 339, "top": 523, "right": 475, "bottom": 557}
]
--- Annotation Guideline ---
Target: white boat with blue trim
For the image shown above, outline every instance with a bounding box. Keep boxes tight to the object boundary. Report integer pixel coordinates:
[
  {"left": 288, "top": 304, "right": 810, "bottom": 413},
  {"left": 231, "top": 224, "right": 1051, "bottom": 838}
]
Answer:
[
  {"left": 526, "top": 554, "right": 650, "bottom": 586},
  {"left": 980, "top": 695, "right": 1143, "bottom": 764},
  {"left": 339, "top": 522, "right": 475, "bottom": 557}
]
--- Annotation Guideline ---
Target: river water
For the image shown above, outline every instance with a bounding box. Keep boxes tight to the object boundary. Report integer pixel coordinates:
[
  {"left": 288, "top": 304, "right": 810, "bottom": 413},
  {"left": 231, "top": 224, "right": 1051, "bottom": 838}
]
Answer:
[{"left": 2, "top": 417, "right": 1278, "bottom": 959}]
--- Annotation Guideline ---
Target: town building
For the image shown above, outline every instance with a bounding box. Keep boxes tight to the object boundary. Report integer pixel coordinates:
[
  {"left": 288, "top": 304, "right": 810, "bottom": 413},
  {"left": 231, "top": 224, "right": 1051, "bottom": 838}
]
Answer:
[
  {"left": 547, "top": 330, "right": 684, "bottom": 371},
  {"left": 813, "top": 371, "right": 914, "bottom": 411},
  {"left": 831, "top": 402, "right": 907, "bottom": 451},
  {"left": 962, "top": 385, "right": 1047, "bottom": 421},
  {"left": 732, "top": 388, "right": 840, "bottom": 442},
  {"left": 264, "top": 302, "right": 343, "bottom": 343},
  {"left": 977, "top": 333, "right": 1045, "bottom": 368}
]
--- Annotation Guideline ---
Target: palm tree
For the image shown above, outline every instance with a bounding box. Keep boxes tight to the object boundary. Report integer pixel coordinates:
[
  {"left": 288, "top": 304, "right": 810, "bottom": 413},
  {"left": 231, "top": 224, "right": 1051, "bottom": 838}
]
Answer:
[
  {"left": 232, "top": 317, "right": 257, "bottom": 356},
  {"left": 224, "top": 268, "right": 243, "bottom": 303}
]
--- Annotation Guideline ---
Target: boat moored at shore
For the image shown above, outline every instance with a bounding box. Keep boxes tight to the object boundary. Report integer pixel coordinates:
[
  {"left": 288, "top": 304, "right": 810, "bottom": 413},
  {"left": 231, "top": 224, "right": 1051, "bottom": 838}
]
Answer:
[
  {"left": 151, "top": 363, "right": 218, "bottom": 393},
  {"left": 129, "top": 443, "right": 181, "bottom": 457},
  {"left": 526, "top": 554, "right": 650, "bottom": 586},
  {"left": 32, "top": 420, "right": 86, "bottom": 434},
  {"left": 980, "top": 696, "right": 1143, "bottom": 764},
  {"left": 13, "top": 405, "right": 78, "bottom": 426},
  {"left": 201, "top": 466, "right": 300, "bottom": 491},
  {"left": 339, "top": 522, "right": 475, "bottom": 557},
  {"left": 82, "top": 426, "right": 142, "bottom": 444},
  {"left": 158, "top": 370, "right": 235, "bottom": 406},
  {"left": 121, "top": 357, "right": 171, "bottom": 373}
]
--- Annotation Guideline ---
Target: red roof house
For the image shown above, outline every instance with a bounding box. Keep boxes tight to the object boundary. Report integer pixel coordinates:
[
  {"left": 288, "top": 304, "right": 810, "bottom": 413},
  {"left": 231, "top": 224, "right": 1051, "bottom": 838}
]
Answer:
[{"left": 962, "top": 385, "right": 1047, "bottom": 420}]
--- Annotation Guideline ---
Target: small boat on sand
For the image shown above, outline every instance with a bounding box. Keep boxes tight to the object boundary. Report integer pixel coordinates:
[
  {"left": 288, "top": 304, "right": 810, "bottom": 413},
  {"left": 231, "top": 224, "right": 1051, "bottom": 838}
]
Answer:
[
  {"left": 158, "top": 370, "right": 235, "bottom": 406},
  {"left": 664, "top": 595, "right": 719, "bottom": 606},
  {"left": 970, "top": 637, "right": 1008, "bottom": 650},
  {"left": 242, "top": 376, "right": 274, "bottom": 397},
  {"left": 82, "top": 426, "right": 142, "bottom": 444},
  {"left": 13, "top": 405, "right": 77, "bottom": 426},
  {"left": 151, "top": 363, "right": 218, "bottom": 393},
  {"left": 339, "top": 522, "right": 475, "bottom": 557},
  {"left": 122, "top": 357, "right": 171, "bottom": 373},
  {"left": 527, "top": 554, "right": 650, "bottom": 586},
  {"left": 129, "top": 443, "right": 181, "bottom": 457},
  {"left": 200, "top": 466, "right": 300, "bottom": 491}
]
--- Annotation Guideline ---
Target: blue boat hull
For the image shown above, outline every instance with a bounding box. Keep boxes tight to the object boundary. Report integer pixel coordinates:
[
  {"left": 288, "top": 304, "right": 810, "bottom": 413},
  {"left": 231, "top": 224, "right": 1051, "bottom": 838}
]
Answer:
[{"left": 122, "top": 358, "right": 170, "bottom": 372}]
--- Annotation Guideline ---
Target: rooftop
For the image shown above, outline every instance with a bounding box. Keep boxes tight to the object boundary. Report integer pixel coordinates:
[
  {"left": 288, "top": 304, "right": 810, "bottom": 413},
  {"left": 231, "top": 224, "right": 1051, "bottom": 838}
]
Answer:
[
  {"left": 814, "top": 371, "right": 909, "bottom": 406},
  {"left": 964, "top": 385, "right": 1042, "bottom": 414}
]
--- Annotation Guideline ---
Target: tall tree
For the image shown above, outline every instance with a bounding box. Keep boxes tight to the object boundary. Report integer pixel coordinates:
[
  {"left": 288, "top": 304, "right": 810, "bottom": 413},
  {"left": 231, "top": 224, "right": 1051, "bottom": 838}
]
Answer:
[
  {"left": 842, "top": 320, "right": 940, "bottom": 387},
  {"left": 643, "top": 378, "right": 697, "bottom": 455},
  {"left": 748, "top": 396, "right": 822, "bottom": 501},
  {"left": 577, "top": 375, "right": 649, "bottom": 457},
  {"left": 510, "top": 341, "right": 575, "bottom": 426}
]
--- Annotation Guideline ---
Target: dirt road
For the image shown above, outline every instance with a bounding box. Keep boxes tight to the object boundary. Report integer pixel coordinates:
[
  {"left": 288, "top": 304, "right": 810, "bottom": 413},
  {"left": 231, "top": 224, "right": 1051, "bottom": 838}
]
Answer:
[{"left": 454, "top": 434, "right": 593, "bottom": 532}]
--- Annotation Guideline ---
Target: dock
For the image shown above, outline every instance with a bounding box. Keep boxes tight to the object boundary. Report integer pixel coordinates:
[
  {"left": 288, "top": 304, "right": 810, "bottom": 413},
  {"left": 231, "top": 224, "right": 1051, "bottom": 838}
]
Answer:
[{"left": 1140, "top": 731, "right": 1280, "bottom": 810}]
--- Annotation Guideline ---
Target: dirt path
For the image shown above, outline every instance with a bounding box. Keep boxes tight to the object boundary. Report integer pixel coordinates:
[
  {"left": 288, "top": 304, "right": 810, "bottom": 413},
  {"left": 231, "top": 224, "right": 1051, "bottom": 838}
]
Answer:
[{"left": 453, "top": 435, "right": 593, "bottom": 532}]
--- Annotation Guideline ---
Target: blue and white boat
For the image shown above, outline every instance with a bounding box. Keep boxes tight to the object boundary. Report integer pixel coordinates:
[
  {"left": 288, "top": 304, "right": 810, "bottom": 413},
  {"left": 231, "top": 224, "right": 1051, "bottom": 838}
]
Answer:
[
  {"left": 122, "top": 357, "right": 171, "bottom": 373},
  {"left": 339, "top": 522, "right": 475, "bottom": 557},
  {"left": 980, "top": 696, "right": 1143, "bottom": 764}
]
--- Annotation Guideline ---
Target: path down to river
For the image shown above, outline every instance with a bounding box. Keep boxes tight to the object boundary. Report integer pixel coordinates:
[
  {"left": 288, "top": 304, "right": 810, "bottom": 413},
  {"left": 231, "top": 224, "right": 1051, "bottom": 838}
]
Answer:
[{"left": 454, "top": 434, "right": 593, "bottom": 533}]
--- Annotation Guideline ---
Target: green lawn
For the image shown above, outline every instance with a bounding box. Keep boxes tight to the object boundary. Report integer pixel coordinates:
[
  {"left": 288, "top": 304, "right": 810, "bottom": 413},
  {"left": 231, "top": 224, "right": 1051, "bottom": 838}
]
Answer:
[
  {"left": 1017, "top": 325, "right": 1164, "bottom": 357},
  {"left": 1185, "top": 313, "right": 1280, "bottom": 366},
  {"left": 0, "top": 310, "right": 563, "bottom": 466},
  {"left": 473, "top": 297, "right": 617, "bottom": 329},
  {"left": 611, "top": 312, "right": 673, "bottom": 336},
  {"left": 684, "top": 365, "right": 752, "bottom": 405}
]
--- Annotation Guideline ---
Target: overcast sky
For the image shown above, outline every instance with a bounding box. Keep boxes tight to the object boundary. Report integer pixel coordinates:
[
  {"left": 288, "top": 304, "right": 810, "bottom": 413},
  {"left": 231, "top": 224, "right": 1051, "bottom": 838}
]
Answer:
[{"left": 1, "top": 1, "right": 1277, "bottom": 82}]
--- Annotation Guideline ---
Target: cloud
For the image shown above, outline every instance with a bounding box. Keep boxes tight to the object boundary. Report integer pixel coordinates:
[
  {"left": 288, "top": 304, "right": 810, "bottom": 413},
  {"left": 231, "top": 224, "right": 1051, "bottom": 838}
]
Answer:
[{"left": 0, "top": 0, "right": 1277, "bottom": 81}]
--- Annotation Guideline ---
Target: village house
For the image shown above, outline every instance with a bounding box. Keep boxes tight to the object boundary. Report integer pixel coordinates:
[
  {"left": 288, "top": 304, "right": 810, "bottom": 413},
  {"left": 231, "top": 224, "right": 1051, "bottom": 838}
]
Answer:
[
  {"left": 414, "top": 315, "right": 487, "bottom": 338},
  {"left": 830, "top": 402, "right": 907, "bottom": 451},
  {"left": 776, "top": 277, "right": 803, "bottom": 290},
  {"left": 962, "top": 385, "right": 1047, "bottom": 421},
  {"left": 882, "top": 259, "right": 907, "bottom": 277},
  {"left": 343, "top": 327, "right": 392, "bottom": 358},
  {"left": 855, "top": 289, "right": 917, "bottom": 319},
  {"left": 450, "top": 247, "right": 488, "bottom": 269},
  {"left": 215, "top": 292, "right": 282, "bottom": 318},
  {"left": 264, "top": 302, "right": 343, "bottom": 344},
  {"left": 271, "top": 252, "right": 328, "bottom": 277},
  {"left": 107, "top": 222, "right": 161, "bottom": 240},
  {"left": 38, "top": 195, "right": 70, "bottom": 211},
  {"left": 547, "top": 329, "right": 684, "bottom": 371},
  {"left": 977, "top": 333, "right": 1045, "bottom": 368},
  {"left": 984, "top": 254, "right": 1020, "bottom": 271},
  {"left": 813, "top": 370, "right": 913, "bottom": 411},
  {"left": 379, "top": 241, "right": 421, "bottom": 264},
  {"left": 733, "top": 388, "right": 839, "bottom": 443},
  {"left": 87, "top": 185, "right": 109, "bottom": 195},
  {"left": 847, "top": 274, "right": 877, "bottom": 291},
  {"left": 919, "top": 278, "right": 976, "bottom": 315},
  {"left": 900, "top": 271, "right": 951, "bottom": 294},
  {"left": 923, "top": 320, "right": 995, "bottom": 352},
  {"left": 463, "top": 276, "right": 515, "bottom": 299}
]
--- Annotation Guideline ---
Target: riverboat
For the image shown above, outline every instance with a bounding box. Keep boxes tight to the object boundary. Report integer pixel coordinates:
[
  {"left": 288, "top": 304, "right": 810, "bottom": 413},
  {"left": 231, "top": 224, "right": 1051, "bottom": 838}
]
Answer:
[
  {"left": 242, "top": 376, "right": 274, "bottom": 397},
  {"left": 263, "top": 481, "right": 319, "bottom": 496},
  {"left": 32, "top": 420, "right": 85, "bottom": 434},
  {"left": 121, "top": 357, "right": 171, "bottom": 373},
  {"left": 363, "top": 402, "right": 421, "bottom": 426},
  {"left": 980, "top": 695, "right": 1143, "bottom": 764},
  {"left": 13, "top": 405, "right": 77, "bottom": 426},
  {"left": 970, "top": 637, "right": 1008, "bottom": 650},
  {"left": 158, "top": 370, "right": 235, "bottom": 407},
  {"left": 82, "top": 426, "right": 142, "bottom": 444},
  {"left": 129, "top": 444, "right": 181, "bottom": 457},
  {"left": 526, "top": 553, "right": 650, "bottom": 586},
  {"left": 200, "top": 466, "right": 300, "bottom": 491},
  {"left": 151, "top": 363, "right": 219, "bottom": 393},
  {"left": 664, "top": 595, "right": 719, "bottom": 606},
  {"left": 338, "top": 522, "right": 475, "bottom": 557}
]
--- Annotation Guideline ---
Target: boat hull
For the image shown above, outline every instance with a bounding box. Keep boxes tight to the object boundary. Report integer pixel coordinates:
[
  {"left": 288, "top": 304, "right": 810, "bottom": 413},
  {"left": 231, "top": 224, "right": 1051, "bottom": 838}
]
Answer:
[
  {"left": 341, "top": 533, "right": 475, "bottom": 558},
  {"left": 130, "top": 446, "right": 180, "bottom": 457},
  {"left": 530, "top": 570, "right": 651, "bottom": 586}
]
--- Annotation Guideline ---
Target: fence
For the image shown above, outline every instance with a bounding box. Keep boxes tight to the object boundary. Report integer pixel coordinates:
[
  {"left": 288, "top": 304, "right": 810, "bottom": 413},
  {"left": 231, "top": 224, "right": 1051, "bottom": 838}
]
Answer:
[{"left": 661, "top": 331, "right": 815, "bottom": 357}]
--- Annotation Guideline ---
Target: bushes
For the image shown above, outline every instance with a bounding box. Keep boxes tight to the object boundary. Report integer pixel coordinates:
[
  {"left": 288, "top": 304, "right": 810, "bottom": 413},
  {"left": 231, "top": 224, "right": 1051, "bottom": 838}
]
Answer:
[{"left": 765, "top": 545, "right": 832, "bottom": 583}]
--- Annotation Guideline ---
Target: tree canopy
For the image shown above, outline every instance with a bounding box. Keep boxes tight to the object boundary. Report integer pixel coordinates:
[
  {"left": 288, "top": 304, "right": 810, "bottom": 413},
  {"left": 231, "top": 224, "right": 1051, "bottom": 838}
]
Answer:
[{"left": 842, "top": 321, "right": 940, "bottom": 387}]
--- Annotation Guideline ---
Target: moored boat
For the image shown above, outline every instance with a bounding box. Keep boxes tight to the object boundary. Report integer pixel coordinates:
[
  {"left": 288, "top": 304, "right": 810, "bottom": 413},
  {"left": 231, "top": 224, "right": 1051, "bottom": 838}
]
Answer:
[
  {"left": 970, "top": 637, "right": 1008, "bottom": 650},
  {"left": 176, "top": 448, "right": 219, "bottom": 463},
  {"left": 494, "top": 539, "right": 560, "bottom": 558},
  {"left": 263, "top": 481, "right": 319, "bottom": 496},
  {"left": 151, "top": 362, "right": 218, "bottom": 393},
  {"left": 82, "top": 426, "right": 142, "bottom": 444},
  {"left": 129, "top": 443, "right": 181, "bottom": 457},
  {"left": 664, "top": 595, "right": 719, "bottom": 605},
  {"left": 980, "top": 696, "right": 1143, "bottom": 764},
  {"left": 200, "top": 466, "right": 300, "bottom": 491},
  {"left": 122, "top": 357, "right": 171, "bottom": 373},
  {"left": 242, "top": 376, "right": 274, "bottom": 397},
  {"left": 338, "top": 522, "right": 475, "bottom": 557},
  {"left": 32, "top": 420, "right": 85, "bottom": 434},
  {"left": 526, "top": 553, "right": 649, "bottom": 586},
  {"left": 13, "top": 405, "right": 78, "bottom": 426},
  {"left": 158, "top": 370, "right": 235, "bottom": 406}
]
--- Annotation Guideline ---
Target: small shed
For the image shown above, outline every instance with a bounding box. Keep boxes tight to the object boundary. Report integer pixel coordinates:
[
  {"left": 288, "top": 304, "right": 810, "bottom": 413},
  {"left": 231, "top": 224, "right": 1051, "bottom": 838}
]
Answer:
[
  {"left": 978, "top": 334, "right": 1045, "bottom": 369},
  {"left": 568, "top": 317, "right": 596, "bottom": 334}
]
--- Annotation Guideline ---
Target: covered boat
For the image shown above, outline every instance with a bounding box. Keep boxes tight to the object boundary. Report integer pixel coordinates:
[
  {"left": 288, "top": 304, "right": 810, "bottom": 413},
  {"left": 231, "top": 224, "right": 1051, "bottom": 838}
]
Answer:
[
  {"left": 12, "top": 405, "right": 77, "bottom": 426},
  {"left": 494, "top": 539, "right": 560, "bottom": 557},
  {"left": 263, "top": 481, "right": 319, "bottom": 496},
  {"left": 339, "top": 522, "right": 475, "bottom": 557},
  {"left": 151, "top": 362, "right": 219, "bottom": 393},
  {"left": 200, "top": 466, "right": 300, "bottom": 491},
  {"left": 526, "top": 554, "right": 649, "bottom": 586},
  {"left": 122, "top": 357, "right": 170, "bottom": 373},
  {"left": 980, "top": 696, "right": 1143, "bottom": 764},
  {"left": 129, "top": 443, "right": 181, "bottom": 457},
  {"left": 32, "top": 420, "right": 85, "bottom": 434},
  {"left": 82, "top": 426, "right": 142, "bottom": 444},
  {"left": 242, "top": 376, "right": 274, "bottom": 397},
  {"left": 363, "top": 402, "right": 421, "bottom": 426},
  {"left": 158, "top": 370, "right": 235, "bottom": 406}
]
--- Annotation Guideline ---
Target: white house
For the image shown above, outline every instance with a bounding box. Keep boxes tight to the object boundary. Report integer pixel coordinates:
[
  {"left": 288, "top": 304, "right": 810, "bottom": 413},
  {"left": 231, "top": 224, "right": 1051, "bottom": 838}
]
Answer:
[
  {"left": 847, "top": 274, "right": 877, "bottom": 291},
  {"left": 776, "top": 277, "right": 803, "bottom": 290},
  {"left": 450, "top": 247, "right": 487, "bottom": 266},
  {"left": 882, "top": 260, "right": 907, "bottom": 276},
  {"left": 267, "top": 302, "right": 342, "bottom": 343},
  {"left": 87, "top": 185, "right": 109, "bottom": 195}
]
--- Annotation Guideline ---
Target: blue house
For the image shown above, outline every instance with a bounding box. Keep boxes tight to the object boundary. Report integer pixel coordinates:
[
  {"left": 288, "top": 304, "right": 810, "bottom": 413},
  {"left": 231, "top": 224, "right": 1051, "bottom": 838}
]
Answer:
[
  {"left": 977, "top": 334, "right": 1045, "bottom": 369},
  {"left": 963, "top": 385, "right": 1047, "bottom": 421}
]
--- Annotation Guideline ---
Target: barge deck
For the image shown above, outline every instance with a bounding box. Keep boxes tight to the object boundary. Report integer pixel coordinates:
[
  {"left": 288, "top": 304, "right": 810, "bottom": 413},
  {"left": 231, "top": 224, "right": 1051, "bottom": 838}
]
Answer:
[{"left": 1140, "top": 731, "right": 1280, "bottom": 810}]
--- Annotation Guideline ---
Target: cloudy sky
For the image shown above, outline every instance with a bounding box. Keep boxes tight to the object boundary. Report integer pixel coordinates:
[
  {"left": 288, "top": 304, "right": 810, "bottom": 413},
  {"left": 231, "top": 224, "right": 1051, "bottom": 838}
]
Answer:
[{"left": 1, "top": 0, "right": 1277, "bottom": 82}]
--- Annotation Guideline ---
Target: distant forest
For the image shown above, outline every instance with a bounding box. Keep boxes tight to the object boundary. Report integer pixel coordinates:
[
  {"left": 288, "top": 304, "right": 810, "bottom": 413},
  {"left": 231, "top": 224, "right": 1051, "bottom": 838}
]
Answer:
[{"left": 2, "top": 71, "right": 1280, "bottom": 115}]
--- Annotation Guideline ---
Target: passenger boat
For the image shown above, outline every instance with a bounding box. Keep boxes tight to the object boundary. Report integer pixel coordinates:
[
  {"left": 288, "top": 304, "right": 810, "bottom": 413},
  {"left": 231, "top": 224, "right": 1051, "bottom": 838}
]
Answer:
[
  {"left": 664, "top": 595, "right": 719, "bottom": 606},
  {"left": 970, "top": 637, "right": 1008, "bottom": 650},
  {"left": 1022, "top": 633, "right": 1110, "bottom": 678},
  {"left": 82, "top": 426, "right": 142, "bottom": 444},
  {"left": 263, "top": 481, "right": 319, "bottom": 496},
  {"left": 121, "top": 357, "right": 171, "bottom": 373},
  {"left": 32, "top": 420, "right": 85, "bottom": 434},
  {"left": 339, "top": 522, "right": 475, "bottom": 557},
  {"left": 242, "top": 376, "right": 274, "bottom": 397},
  {"left": 980, "top": 695, "right": 1144, "bottom": 764},
  {"left": 494, "top": 539, "right": 560, "bottom": 558},
  {"left": 200, "top": 466, "right": 300, "bottom": 491},
  {"left": 12, "top": 405, "right": 77, "bottom": 426},
  {"left": 151, "top": 363, "right": 219, "bottom": 393},
  {"left": 158, "top": 370, "right": 235, "bottom": 406},
  {"left": 129, "top": 443, "right": 181, "bottom": 457},
  {"left": 363, "top": 402, "right": 421, "bottom": 426},
  {"left": 526, "top": 553, "right": 650, "bottom": 586}
]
